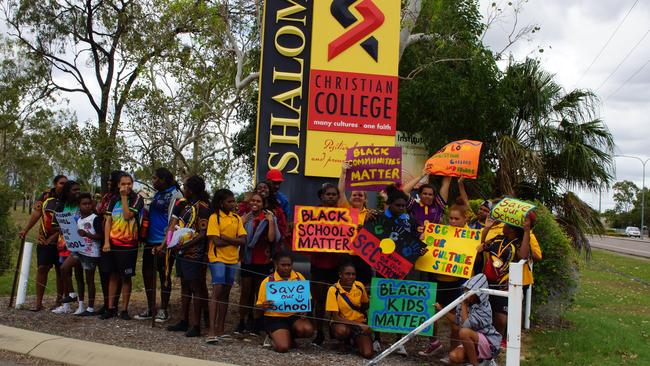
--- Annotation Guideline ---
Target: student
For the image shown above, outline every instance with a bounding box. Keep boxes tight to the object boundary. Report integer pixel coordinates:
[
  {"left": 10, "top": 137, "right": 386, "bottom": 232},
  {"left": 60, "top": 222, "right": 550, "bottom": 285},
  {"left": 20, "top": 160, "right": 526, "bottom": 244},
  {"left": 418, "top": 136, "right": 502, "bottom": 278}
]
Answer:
[
  {"left": 438, "top": 274, "right": 500, "bottom": 366},
  {"left": 402, "top": 168, "right": 451, "bottom": 230},
  {"left": 325, "top": 261, "right": 373, "bottom": 359},
  {"left": 162, "top": 175, "right": 211, "bottom": 337},
  {"left": 135, "top": 168, "right": 183, "bottom": 322},
  {"left": 101, "top": 172, "right": 144, "bottom": 320},
  {"left": 257, "top": 250, "right": 314, "bottom": 353},
  {"left": 477, "top": 215, "right": 532, "bottom": 342},
  {"left": 237, "top": 192, "right": 281, "bottom": 335},
  {"left": 338, "top": 162, "right": 376, "bottom": 286},
  {"left": 206, "top": 189, "right": 247, "bottom": 342},
  {"left": 73, "top": 193, "right": 104, "bottom": 316},
  {"left": 266, "top": 169, "right": 291, "bottom": 221},
  {"left": 96, "top": 170, "right": 123, "bottom": 316},
  {"left": 310, "top": 183, "right": 343, "bottom": 346},
  {"left": 53, "top": 181, "right": 84, "bottom": 315},
  {"left": 238, "top": 181, "right": 288, "bottom": 248},
  {"left": 19, "top": 175, "right": 67, "bottom": 311},
  {"left": 420, "top": 198, "right": 472, "bottom": 357}
]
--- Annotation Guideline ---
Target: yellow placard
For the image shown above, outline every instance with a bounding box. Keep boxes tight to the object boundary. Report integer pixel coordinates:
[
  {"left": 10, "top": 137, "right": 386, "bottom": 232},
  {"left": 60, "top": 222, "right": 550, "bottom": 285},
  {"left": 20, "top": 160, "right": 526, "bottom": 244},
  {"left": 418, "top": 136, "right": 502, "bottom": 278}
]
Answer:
[
  {"left": 305, "top": 130, "right": 395, "bottom": 177},
  {"left": 311, "top": 0, "right": 400, "bottom": 76},
  {"left": 415, "top": 223, "right": 481, "bottom": 279}
]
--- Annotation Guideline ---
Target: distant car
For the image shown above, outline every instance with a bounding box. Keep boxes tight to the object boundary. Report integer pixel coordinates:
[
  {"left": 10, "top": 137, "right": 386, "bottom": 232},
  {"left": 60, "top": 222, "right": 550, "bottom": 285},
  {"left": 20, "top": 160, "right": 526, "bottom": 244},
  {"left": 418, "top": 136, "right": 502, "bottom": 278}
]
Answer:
[{"left": 625, "top": 226, "right": 641, "bottom": 238}]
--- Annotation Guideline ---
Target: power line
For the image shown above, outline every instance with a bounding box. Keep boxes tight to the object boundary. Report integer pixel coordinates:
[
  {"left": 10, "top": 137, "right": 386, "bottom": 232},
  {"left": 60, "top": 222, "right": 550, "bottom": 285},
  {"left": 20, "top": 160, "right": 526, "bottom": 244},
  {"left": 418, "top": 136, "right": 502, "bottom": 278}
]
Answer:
[
  {"left": 606, "top": 59, "right": 650, "bottom": 101},
  {"left": 575, "top": 0, "right": 640, "bottom": 86},
  {"left": 596, "top": 29, "right": 650, "bottom": 92}
]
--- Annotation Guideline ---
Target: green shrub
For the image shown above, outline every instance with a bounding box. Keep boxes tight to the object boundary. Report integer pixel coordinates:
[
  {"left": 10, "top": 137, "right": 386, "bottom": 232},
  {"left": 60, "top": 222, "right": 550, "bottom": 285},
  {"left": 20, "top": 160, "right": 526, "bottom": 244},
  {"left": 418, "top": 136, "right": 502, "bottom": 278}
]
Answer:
[{"left": 0, "top": 185, "right": 17, "bottom": 276}]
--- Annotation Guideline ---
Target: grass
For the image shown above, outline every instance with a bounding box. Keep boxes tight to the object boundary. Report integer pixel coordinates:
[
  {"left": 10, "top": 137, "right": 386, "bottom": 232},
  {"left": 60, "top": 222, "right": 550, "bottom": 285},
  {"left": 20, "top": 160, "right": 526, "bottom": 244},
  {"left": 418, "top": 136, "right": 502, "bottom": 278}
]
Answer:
[
  {"left": 0, "top": 209, "right": 145, "bottom": 301},
  {"left": 523, "top": 249, "right": 650, "bottom": 366}
]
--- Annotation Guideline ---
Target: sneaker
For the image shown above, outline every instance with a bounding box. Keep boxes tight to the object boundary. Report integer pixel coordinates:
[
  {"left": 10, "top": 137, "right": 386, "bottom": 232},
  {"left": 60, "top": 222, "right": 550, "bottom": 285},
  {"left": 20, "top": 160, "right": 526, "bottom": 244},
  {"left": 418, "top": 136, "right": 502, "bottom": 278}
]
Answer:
[
  {"left": 133, "top": 309, "right": 152, "bottom": 320},
  {"left": 51, "top": 304, "right": 71, "bottom": 314},
  {"left": 61, "top": 293, "right": 78, "bottom": 304},
  {"left": 100, "top": 308, "right": 117, "bottom": 320},
  {"left": 311, "top": 332, "right": 324, "bottom": 347},
  {"left": 439, "top": 356, "right": 452, "bottom": 365},
  {"left": 234, "top": 321, "right": 247, "bottom": 335},
  {"left": 479, "top": 360, "right": 498, "bottom": 366},
  {"left": 167, "top": 320, "right": 189, "bottom": 332},
  {"left": 396, "top": 344, "right": 408, "bottom": 356},
  {"left": 372, "top": 340, "right": 382, "bottom": 353},
  {"left": 73, "top": 303, "right": 86, "bottom": 315},
  {"left": 95, "top": 306, "right": 106, "bottom": 316},
  {"left": 262, "top": 335, "right": 272, "bottom": 348},
  {"left": 154, "top": 309, "right": 169, "bottom": 323},
  {"left": 119, "top": 311, "right": 131, "bottom": 320},
  {"left": 185, "top": 326, "right": 201, "bottom": 337},
  {"left": 418, "top": 340, "right": 444, "bottom": 357},
  {"left": 77, "top": 310, "right": 95, "bottom": 317}
]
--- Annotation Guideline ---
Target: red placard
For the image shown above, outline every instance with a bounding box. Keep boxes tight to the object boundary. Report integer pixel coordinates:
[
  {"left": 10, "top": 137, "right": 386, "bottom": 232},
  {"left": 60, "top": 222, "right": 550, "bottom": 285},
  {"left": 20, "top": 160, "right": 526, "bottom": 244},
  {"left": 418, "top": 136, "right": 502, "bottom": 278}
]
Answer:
[
  {"left": 308, "top": 69, "right": 398, "bottom": 135},
  {"left": 351, "top": 228, "right": 413, "bottom": 279}
]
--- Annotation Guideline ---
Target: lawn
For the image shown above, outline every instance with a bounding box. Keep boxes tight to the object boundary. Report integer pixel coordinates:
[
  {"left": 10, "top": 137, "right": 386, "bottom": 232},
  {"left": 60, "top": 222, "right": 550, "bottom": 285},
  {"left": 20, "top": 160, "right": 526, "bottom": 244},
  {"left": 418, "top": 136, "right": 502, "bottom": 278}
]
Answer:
[{"left": 523, "top": 249, "right": 650, "bottom": 366}]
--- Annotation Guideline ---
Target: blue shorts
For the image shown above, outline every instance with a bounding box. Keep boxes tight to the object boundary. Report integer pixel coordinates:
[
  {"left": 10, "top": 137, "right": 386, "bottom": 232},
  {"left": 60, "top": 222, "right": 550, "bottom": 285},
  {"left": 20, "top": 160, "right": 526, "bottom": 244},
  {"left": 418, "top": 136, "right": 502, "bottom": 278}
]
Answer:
[{"left": 208, "top": 262, "right": 239, "bottom": 285}]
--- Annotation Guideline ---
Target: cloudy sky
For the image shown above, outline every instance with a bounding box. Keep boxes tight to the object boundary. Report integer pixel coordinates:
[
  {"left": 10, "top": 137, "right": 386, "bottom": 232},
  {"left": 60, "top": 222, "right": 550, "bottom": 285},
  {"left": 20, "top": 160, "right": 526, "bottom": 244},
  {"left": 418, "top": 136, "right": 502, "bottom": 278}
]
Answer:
[{"left": 480, "top": 0, "right": 650, "bottom": 211}]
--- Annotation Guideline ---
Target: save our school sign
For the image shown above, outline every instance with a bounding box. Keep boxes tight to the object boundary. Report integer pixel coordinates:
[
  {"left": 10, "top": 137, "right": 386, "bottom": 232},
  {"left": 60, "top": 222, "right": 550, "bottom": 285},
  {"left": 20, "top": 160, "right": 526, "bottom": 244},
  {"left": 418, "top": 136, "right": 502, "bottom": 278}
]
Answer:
[
  {"left": 55, "top": 212, "right": 86, "bottom": 252},
  {"left": 491, "top": 197, "right": 536, "bottom": 228},
  {"left": 415, "top": 223, "right": 480, "bottom": 279},
  {"left": 369, "top": 277, "right": 437, "bottom": 336},
  {"left": 266, "top": 280, "right": 311, "bottom": 313},
  {"left": 292, "top": 206, "right": 359, "bottom": 253},
  {"left": 345, "top": 146, "right": 401, "bottom": 191}
]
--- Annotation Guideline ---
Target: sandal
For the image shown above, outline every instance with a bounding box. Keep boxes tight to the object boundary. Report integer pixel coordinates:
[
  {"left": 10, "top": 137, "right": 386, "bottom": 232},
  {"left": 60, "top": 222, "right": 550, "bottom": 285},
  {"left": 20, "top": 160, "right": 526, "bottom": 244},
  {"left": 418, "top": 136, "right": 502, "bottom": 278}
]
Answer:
[
  {"left": 205, "top": 336, "right": 220, "bottom": 345},
  {"left": 217, "top": 334, "right": 233, "bottom": 341}
]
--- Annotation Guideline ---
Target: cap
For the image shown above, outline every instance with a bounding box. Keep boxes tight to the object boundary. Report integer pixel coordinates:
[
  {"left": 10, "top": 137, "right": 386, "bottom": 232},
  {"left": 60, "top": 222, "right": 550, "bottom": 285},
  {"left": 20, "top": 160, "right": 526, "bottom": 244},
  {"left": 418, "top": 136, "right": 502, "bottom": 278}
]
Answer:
[{"left": 266, "top": 169, "right": 284, "bottom": 182}]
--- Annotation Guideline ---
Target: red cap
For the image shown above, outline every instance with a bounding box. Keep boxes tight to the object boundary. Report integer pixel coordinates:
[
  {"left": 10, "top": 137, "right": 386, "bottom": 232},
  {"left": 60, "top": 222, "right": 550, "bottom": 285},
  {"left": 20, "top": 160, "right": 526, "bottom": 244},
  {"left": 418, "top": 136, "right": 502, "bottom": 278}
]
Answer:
[{"left": 266, "top": 169, "right": 284, "bottom": 182}]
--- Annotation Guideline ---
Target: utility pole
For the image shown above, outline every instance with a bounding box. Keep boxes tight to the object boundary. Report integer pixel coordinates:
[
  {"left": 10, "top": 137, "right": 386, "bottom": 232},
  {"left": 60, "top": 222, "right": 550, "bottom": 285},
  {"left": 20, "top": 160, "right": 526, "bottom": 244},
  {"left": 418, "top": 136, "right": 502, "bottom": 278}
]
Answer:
[{"left": 615, "top": 155, "right": 650, "bottom": 238}]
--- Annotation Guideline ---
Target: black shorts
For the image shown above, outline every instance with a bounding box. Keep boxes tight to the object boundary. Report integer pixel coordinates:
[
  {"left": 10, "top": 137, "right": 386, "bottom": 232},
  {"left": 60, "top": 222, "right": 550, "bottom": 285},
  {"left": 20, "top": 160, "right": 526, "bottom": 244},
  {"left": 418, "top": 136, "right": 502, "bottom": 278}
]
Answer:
[
  {"left": 142, "top": 244, "right": 167, "bottom": 274},
  {"left": 36, "top": 245, "right": 60, "bottom": 267},
  {"left": 176, "top": 257, "right": 205, "bottom": 281},
  {"left": 265, "top": 315, "right": 299, "bottom": 334},
  {"left": 108, "top": 245, "right": 138, "bottom": 277},
  {"left": 240, "top": 263, "right": 274, "bottom": 280},
  {"left": 436, "top": 280, "right": 463, "bottom": 307},
  {"left": 352, "top": 256, "right": 372, "bottom": 285},
  {"left": 99, "top": 250, "right": 112, "bottom": 274}
]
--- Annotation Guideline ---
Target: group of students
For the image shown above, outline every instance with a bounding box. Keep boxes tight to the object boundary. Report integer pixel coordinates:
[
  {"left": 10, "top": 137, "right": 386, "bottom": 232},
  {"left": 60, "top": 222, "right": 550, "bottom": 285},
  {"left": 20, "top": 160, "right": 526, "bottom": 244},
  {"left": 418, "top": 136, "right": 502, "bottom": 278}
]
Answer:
[{"left": 19, "top": 163, "right": 541, "bottom": 366}]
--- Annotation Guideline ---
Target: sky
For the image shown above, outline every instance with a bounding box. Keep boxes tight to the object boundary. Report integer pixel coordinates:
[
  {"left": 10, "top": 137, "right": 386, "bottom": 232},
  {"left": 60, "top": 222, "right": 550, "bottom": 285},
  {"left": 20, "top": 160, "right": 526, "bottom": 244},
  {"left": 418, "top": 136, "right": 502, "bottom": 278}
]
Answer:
[{"left": 479, "top": 0, "right": 650, "bottom": 211}]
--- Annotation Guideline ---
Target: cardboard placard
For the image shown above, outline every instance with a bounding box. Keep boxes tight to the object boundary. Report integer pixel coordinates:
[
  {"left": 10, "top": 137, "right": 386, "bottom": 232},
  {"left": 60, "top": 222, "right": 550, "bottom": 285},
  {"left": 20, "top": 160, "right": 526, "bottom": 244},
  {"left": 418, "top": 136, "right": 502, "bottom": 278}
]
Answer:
[
  {"left": 345, "top": 146, "right": 402, "bottom": 191},
  {"left": 368, "top": 277, "right": 437, "bottom": 336},
  {"left": 266, "top": 280, "right": 311, "bottom": 313},
  {"left": 351, "top": 216, "right": 426, "bottom": 279},
  {"left": 491, "top": 197, "right": 536, "bottom": 228},
  {"left": 415, "top": 223, "right": 480, "bottom": 279},
  {"left": 293, "top": 206, "right": 358, "bottom": 253},
  {"left": 425, "top": 140, "right": 483, "bottom": 178},
  {"left": 55, "top": 212, "right": 86, "bottom": 252}
]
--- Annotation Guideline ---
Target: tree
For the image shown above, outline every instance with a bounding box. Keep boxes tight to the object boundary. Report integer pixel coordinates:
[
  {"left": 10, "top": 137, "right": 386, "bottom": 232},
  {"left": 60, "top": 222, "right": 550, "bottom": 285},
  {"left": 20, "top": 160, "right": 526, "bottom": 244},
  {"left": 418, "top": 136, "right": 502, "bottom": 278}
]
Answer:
[
  {"left": 3, "top": 0, "right": 217, "bottom": 191},
  {"left": 612, "top": 180, "right": 639, "bottom": 213}
]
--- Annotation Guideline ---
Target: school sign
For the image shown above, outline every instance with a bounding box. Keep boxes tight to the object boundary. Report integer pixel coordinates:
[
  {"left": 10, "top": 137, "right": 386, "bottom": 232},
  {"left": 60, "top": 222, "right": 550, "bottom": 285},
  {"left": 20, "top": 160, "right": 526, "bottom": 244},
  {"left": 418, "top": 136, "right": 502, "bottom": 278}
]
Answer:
[{"left": 255, "top": 0, "right": 401, "bottom": 204}]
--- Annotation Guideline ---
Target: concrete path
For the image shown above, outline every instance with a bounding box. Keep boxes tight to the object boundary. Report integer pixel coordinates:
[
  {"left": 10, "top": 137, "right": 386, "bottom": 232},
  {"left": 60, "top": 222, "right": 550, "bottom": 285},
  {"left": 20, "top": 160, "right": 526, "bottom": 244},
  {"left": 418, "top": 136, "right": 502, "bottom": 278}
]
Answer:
[{"left": 0, "top": 324, "right": 234, "bottom": 366}]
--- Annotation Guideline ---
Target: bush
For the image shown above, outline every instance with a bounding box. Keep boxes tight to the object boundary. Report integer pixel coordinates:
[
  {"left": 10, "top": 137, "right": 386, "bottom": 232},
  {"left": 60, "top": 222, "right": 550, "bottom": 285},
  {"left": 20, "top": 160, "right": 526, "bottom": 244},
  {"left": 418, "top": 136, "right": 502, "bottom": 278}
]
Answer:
[
  {"left": 530, "top": 203, "right": 579, "bottom": 316},
  {"left": 0, "top": 185, "right": 17, "bottom": 276}
]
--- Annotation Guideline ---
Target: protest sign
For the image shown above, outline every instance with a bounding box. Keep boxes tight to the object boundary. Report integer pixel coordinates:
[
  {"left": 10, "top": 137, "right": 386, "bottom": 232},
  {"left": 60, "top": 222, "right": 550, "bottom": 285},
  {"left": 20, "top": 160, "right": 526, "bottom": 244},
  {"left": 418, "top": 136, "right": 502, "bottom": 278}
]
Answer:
[
  {"left": 293, "top": 206, "right": 358, "bottom": 253},
  {"left": 351, "top": 216, "right": 426, "bottom": 279},
  {"left": 368, "top": 277, "right": 436, "bottom": 336},
  {"left": 425, "top": 140, "right": 483, "bottom": 178},
  {"left": 491, "top": 197, "right": 536, "bottom": 228},
  {"left": 55, "top": 212, "right": 85, "bottom": 252},
  {"left": 345, "top": 146, "right": 402, "bottom": 191},
  {"left": 266, "top": 280, "right": 311, "bottom": 313},
  {"left": 415, "top": 223, "right": 480, "bottom": 279}
]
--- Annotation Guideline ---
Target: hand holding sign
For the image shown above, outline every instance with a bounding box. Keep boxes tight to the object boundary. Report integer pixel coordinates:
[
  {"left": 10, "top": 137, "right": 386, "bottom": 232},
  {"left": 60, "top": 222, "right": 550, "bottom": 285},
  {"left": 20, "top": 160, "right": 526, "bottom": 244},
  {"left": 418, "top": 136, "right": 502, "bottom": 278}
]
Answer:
[
  {"left": 425, "top": 140, "right": 482, "bottom": 179},
  {"left": 266, "top": 280, "right": 311, "bottom": 313},
  {"left": 345, "top": 146, "right": 402, "bottom": 191},
  {"left": 491, "top": 197, "right": 536, "bottom": 228},
  {"left": 415, "top": 223, "right": 480, "bottom": 279},
  {"left": 293, "top": 206, "right": 358, "bottom": 253},
  {"left": 55, "top": 212, "right": 86, "bottom": 252}
]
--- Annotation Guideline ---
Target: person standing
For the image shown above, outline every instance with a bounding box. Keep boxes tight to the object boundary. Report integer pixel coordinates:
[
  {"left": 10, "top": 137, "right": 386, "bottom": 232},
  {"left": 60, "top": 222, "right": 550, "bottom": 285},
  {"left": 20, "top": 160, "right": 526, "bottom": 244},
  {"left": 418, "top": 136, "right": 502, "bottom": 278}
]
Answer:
[
  {"left": 19, "top": 175, "right": 67, "bottom": 312},
  {"left": 266, "top": 169, "right": 291, "bottom": 222},
  {"left": 135, "top": 168, "right": 183, "bottom": 322}
]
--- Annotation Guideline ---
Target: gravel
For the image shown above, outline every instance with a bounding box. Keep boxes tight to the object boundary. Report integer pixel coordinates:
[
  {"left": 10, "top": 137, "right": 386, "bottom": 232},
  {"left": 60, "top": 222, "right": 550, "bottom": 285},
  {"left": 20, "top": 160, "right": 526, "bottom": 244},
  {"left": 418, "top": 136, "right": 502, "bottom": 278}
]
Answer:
[{"left": 0, "top": 284, "right": 449, "bottom": 366}]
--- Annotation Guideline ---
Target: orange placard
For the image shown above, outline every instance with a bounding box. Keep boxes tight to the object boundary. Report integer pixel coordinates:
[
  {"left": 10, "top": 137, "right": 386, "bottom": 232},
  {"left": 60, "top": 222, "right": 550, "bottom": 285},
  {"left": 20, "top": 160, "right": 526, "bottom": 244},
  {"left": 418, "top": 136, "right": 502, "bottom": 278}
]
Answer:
[
  {"left": 425, "top": 140, "right": 483, "bottom": 178},
  {"left": 293, "top": 206, "right": 358, "bottom": 253}
]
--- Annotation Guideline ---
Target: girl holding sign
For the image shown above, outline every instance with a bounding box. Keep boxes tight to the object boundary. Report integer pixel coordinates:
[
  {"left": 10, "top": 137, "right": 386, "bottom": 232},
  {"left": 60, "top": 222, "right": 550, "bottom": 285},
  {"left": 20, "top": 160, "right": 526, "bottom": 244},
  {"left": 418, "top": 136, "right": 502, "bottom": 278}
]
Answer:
[
  {"left": 257, "top": 251, "right": 314, "bottom": 353},
  {"left": 402, "top": 169, "right": 451, "bottom": 230},
  {"left": 325, "top": 261, "right": 373, "bottom": 359}
]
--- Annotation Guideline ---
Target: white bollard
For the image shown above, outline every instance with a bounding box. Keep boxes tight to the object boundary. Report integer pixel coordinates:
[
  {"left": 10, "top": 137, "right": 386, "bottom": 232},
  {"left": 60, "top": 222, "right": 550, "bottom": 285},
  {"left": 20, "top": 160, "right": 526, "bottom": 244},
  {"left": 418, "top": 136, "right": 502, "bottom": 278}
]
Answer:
[
  {"left": 15, "top": 241, "right": 34, "bottom": 309},
  {"left": 506, "top": 260, "right": 525, "bottom": 366},
  {"left": 524, "top": 284, "right": 532, "bottom": 329}
]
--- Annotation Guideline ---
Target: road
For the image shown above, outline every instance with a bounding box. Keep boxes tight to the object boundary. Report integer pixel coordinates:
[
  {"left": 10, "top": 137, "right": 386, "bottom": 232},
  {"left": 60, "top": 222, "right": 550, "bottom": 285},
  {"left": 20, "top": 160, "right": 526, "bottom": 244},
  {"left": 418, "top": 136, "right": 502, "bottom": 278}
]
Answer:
[{"left": 589, "top": 235, "right": 650, "bottom": 258}]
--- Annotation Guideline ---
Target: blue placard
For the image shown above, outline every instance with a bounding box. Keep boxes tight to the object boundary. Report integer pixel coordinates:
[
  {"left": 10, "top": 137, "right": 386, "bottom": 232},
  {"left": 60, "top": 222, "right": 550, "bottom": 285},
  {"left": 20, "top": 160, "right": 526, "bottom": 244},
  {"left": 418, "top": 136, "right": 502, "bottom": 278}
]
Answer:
[{"left": 266, "top": 280, "right": 311, "bottom": 313}]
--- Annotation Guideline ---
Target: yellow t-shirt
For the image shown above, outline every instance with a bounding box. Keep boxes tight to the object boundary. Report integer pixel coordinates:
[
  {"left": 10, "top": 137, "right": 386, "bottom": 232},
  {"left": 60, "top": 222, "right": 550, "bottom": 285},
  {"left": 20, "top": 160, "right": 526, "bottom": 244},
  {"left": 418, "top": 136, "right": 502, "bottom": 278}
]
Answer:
[
  {"left": 338, "top": 201, "right": 368, "bottom": 226},
  {"left": 206, "top": 211, "right": 247, "bottom": 264},
  {"left": 257, "top": 270, "right": 306, "bottom": 318},
  {"left": 484, "top": 222, "right": 542, "bottom": 285},
  {"left": 325, "top": 281, "right": 368, "bottom": 323}
]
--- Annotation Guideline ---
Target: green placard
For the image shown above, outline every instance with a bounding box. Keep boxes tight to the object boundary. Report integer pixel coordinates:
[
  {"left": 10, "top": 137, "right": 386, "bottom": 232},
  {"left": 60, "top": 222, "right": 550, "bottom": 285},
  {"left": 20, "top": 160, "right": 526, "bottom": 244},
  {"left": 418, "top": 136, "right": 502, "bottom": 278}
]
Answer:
[
  {"left": 368, "top": 277, "right": 437, "bottom": 336},
  {"left": 491, "top": 197, "right": 536, "bottom": 228}
]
